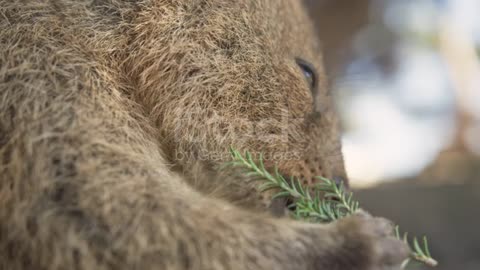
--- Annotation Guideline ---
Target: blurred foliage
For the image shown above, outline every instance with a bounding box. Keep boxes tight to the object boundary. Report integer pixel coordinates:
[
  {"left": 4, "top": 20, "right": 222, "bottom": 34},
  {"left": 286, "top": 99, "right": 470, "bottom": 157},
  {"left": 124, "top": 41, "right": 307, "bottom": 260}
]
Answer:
[
  {"left": 306, "top": 0, "right": 480, "bottom": 184},
  {"left": 305, "top": 1, "right": 480, "bottom": 269}
]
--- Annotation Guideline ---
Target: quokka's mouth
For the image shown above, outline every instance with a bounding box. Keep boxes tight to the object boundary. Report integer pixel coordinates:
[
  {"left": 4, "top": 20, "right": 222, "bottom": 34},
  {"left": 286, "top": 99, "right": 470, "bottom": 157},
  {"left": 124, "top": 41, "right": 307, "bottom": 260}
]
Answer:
[
  {"left": 267, "top": 173, "right": 348, "bottom": 217},
  {"left": 268, "top": 196, "right": 293, "bottom": 217}
]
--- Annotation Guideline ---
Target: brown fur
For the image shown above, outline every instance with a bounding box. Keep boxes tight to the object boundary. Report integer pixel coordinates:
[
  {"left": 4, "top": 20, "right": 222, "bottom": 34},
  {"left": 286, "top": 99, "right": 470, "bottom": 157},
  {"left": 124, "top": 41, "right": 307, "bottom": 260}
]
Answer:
[{"left": 0, "top": 0, "right": 408, "bottom": 269}]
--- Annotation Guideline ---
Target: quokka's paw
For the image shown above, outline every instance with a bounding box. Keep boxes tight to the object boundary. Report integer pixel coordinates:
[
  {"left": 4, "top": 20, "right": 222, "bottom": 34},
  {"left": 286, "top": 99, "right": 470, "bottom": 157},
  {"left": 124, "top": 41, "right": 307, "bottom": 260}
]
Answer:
[{"left": 332, "top": 210, "right": 410, "bottom": 270}]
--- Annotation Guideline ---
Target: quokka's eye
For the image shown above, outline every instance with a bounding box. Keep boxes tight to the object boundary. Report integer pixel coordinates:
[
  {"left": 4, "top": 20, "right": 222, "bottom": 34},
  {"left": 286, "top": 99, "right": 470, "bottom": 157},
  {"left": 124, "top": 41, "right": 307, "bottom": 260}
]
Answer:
[{"left": 296, "top": 58, "right": 317, "bottom": 91}]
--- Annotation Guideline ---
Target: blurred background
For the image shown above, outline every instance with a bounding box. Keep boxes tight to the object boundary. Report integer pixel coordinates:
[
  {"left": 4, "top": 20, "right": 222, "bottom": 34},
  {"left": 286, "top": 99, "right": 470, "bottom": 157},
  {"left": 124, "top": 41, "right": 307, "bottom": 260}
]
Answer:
[{"left": 305, "top": 0, "right": 480, "bottom": 269}]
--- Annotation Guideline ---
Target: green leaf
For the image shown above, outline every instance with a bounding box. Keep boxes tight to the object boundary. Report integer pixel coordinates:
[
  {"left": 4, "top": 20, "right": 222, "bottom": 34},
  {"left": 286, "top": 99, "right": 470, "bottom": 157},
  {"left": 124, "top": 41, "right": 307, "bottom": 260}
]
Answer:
[
  {"left": 413, "top": 238, "right": 426, "bottom": 257},
  {"left": 423, "top": 237, "right": 432, "bottom": 257}
]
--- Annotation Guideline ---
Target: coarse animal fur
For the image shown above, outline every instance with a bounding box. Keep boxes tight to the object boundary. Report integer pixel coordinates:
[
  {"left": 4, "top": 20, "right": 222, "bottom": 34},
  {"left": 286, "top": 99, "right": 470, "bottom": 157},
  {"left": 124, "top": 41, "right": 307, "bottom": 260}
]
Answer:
[{"left": 0, "top": 0, "right": 409, "bottom": 269}]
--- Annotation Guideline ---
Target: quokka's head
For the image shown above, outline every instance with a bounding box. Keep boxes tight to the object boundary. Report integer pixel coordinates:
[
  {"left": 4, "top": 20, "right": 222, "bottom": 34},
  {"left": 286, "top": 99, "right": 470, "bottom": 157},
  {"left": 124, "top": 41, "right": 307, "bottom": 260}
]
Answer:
[{"left": 129, "top": 0, "right": 348, "bottom": 187}]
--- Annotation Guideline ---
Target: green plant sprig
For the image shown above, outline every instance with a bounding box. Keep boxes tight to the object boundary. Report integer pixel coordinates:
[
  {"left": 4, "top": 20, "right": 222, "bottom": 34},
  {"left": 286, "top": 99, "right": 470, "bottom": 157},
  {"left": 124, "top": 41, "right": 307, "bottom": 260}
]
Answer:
[
  {"left": 395, "top": 227, "right": 438, "bottom": 268},
  {"left": 225, "top": 148, "right": 438, "bottom": 268}
]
